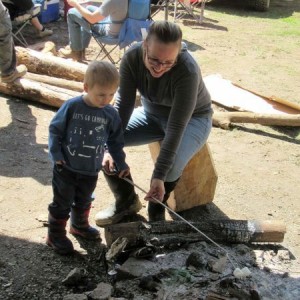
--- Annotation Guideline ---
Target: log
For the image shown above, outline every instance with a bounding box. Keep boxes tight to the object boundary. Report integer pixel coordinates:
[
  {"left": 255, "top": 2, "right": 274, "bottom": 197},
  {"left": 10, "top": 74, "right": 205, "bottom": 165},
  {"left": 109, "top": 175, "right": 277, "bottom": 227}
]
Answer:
[
  {"left": 0, "top": 78, "right": 80, "bottom": 108},
  {"left": 213, "top": 112, "right": 300, "bottom": 129},
  {"left": 148, "top": 142, "right": 218, "bottom": 211},
  {"left": 16, "top": 46, "right": 87, "bottom": 82},
  {"left": 104, "top": 220, "right": 286, "bottom": 247},
  {"left": 24, "top": 72, "right": 84, "bottom": 92},
  {"left": 28, "top": 41, "right": 57, "bottom": 55}
]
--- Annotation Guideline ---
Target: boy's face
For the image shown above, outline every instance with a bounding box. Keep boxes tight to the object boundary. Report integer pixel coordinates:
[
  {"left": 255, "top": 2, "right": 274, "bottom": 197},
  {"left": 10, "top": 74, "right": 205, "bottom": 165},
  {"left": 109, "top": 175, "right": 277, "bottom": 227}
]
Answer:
[{"left": 84, "top": 83, "right": 117, "bottom": 108}]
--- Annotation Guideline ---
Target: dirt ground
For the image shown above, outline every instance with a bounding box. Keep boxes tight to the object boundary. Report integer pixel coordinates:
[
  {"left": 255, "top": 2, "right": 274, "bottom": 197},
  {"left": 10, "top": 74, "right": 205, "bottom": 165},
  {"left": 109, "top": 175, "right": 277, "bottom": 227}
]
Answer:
[{"left": 0, "top": 0, "right": 300, "bottom": 299}]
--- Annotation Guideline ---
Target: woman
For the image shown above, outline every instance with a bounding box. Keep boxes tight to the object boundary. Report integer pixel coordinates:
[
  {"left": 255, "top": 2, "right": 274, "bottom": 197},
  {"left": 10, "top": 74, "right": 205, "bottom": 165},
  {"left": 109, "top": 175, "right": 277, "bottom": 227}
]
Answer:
[{"left": 96, "top": 21, "right": 212, "bottom": 225}]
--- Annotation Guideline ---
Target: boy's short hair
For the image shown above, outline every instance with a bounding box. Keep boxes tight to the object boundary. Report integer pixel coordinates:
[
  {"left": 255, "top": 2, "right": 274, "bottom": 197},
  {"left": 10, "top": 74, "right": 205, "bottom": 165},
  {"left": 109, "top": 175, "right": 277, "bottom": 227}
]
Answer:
[
  {"left": 146, "top": 21, "right": 182, "bottom": 44},
  {"left": 84, "top": 61, "right": 119, "bottom": 88}
]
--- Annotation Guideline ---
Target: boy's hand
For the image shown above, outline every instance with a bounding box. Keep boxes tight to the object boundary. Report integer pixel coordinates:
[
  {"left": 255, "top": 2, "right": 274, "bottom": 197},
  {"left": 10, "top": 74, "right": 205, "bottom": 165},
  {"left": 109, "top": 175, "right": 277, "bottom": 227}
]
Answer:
[
  {"left": 102, "top": 152, "right": 116, "bottom": 175},
  {"left": 145, "top": 178, "right": 165, "bottom": 202},
  {"left": 56, "top": 160, "right": 66, "bottom": 165}
]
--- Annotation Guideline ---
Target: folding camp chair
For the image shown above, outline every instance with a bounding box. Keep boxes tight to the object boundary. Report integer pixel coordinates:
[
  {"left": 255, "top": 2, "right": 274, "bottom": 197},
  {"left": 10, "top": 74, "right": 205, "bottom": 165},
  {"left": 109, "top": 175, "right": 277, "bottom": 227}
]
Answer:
[
  {"left": 173, "top": 0, "right": 206, "bottom": 23},
  {"left": 3, "top": 0, "right": 43, "bottom": 47},
  {"left": 91, "top": 0, "right": 152, "bottom": 64}
]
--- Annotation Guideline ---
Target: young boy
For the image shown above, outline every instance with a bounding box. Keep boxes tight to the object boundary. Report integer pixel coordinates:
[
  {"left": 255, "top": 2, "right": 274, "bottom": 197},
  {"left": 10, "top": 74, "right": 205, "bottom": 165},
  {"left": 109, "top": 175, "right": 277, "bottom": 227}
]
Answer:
[{"left": 47, "top": 61, "right": 130, "bottom": 255}]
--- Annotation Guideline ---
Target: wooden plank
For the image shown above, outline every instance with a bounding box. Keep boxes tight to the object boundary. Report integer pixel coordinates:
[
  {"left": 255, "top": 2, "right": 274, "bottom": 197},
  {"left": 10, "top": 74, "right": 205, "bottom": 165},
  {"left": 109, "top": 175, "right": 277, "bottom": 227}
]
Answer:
[{"left": 204, "top": 74, "right": 300, "bottom": 115}]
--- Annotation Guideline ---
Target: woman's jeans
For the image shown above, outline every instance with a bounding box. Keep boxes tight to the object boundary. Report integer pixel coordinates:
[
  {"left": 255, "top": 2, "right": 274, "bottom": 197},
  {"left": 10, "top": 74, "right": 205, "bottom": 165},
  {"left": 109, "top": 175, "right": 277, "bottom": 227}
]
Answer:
[
  {"left": 67, "top": 5, "right": 109, "bottom": 51},
  {"left": 124, "top": 106, "right": 212, "bottom": 182},
  {"left": 0, "top": 5, "right": 16, "bottom": 76}
]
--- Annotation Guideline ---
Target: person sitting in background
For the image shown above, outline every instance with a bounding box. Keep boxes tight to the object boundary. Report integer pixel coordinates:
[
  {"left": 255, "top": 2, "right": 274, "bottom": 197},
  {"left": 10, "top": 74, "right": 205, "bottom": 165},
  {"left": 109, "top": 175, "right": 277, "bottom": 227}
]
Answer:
[
  {"left": 3, "top": 0, "right": 53, "bottom": 38},
  {"left": 59, "top": 0, "right": 128, "bottom": 62},
  {"left": 0, "top": 0, "right": 27, "bottom": 83}
]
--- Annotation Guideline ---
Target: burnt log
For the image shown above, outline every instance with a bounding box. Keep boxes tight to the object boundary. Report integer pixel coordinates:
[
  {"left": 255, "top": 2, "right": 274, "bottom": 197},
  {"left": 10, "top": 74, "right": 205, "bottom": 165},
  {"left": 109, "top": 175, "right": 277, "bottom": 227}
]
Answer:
[{"left": 104, "top": 220, "right": 286, "bottom": 248}]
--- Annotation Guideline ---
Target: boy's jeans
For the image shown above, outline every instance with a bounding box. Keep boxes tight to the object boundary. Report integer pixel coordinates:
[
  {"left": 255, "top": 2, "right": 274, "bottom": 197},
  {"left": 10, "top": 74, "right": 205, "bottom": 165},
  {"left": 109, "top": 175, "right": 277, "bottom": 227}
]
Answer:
[
  {"left": 49, "top": 165, "right": 98, "bottom": 219},
  {"left": 0, "top": 5, "right": 16, "bottom": 76},
  {"left": 67, "top": 6, "right": 109, "bottom": 51},
  {"left": 124, "top": 106, "right": 212, "bottom": 182}
]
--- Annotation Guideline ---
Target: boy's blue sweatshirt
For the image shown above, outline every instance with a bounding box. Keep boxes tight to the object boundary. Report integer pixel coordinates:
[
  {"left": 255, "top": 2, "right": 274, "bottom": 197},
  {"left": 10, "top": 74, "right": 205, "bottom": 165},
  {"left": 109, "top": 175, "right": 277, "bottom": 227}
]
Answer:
[{"left": 49, "top": 96, "right": 128, "bottom": 176}]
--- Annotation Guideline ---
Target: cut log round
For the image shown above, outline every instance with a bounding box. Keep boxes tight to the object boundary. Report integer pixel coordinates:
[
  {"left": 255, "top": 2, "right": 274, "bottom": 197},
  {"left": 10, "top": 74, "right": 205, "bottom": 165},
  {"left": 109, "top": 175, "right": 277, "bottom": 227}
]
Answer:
[
  {"left": 16, "top": 46, "right": 87, "bottom": 82},
  {"left": 149, "top": 142, "right": 218, "bottom": 211}
]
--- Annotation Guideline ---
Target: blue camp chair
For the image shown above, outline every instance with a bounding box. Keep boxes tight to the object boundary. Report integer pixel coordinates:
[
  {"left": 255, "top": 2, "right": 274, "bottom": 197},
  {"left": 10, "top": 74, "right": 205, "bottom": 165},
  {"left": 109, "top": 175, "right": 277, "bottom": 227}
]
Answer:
[{"left": 91, "top": 0, "right": 152, "bottom": 64}]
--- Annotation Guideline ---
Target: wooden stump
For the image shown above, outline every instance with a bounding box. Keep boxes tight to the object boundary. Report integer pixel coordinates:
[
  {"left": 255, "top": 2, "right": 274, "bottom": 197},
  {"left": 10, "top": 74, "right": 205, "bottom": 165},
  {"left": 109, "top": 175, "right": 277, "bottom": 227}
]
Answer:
[{"left": 148, "top": 142, "right": 218, "bottom": 212}]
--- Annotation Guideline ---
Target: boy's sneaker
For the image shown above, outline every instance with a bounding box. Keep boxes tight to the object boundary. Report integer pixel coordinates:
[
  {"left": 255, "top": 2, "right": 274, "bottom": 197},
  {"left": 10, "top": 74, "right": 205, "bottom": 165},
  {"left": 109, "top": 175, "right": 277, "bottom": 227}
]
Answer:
[
  {"left": 38, "top": 27, "right": 53, "bottom": 38},
  {"left": 1, "top": 65, "right": 27, "bottom": 83},
  {"left": 69, "top": 225, "right": 101, "bottom": 240},
  {"left": 46, "top": 235, "right": 74, "bottom": 255}
]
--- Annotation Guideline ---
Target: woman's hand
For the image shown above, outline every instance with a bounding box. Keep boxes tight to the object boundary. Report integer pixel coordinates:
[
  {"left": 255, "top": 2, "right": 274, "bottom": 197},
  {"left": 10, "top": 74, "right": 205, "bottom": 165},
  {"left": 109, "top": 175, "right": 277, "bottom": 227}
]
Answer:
[{"left": 145, "top": 178, "right": 165, "bottom": 202}]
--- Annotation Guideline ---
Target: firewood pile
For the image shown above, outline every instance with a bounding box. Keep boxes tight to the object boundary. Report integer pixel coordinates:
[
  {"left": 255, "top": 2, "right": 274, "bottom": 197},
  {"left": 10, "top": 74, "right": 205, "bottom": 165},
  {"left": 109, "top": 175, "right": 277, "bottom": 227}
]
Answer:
[
  {"left": 0, "top": 44, "right": 299, "bottom": 130},
  {"left": 0, "top": 44, "right": 85, "bottom": 109}
]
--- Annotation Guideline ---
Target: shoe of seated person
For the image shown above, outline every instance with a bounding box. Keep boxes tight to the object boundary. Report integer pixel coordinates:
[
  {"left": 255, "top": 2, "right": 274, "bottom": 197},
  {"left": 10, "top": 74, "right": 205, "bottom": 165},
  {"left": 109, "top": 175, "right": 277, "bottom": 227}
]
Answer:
[
  {"left": 1, "top": 65, "right": 27, "bottom": 83},
  {"left": 38, "top": 27, "right": 53, "bottom": 38}
]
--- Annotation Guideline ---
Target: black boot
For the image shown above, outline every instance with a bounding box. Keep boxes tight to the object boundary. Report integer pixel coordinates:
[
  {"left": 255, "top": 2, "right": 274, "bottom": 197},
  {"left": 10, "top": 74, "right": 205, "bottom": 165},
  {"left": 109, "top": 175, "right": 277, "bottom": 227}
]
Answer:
[
  {"left": 70, "top": 205, "right": 101, "bottom": 240},
  {"left": 95, "top": 173, "right": 142, "bottom": 227},
  {"left": 46, "top": 214, "right": 74, "bottom": 255},
  {"left": 148, "top": 179, "right": 180, "bottom": 222}
]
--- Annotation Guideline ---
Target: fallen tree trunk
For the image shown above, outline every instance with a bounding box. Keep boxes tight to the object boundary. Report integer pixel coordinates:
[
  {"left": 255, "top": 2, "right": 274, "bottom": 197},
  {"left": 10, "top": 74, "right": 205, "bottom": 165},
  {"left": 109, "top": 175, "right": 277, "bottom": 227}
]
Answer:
[
  {"left": 213, "top": 112, "right": 300, "bottom": 129},
  {"left": 0, "top": 78, "right": 80, "bottom": 108},
  {"left": 104, "top": 220, "right": 286, "bottom": 247},
  {"left": 16, "top": 46, "right": 87, "bottom": 82},
  {"left": 24, "top": 72, "right": 84, "bottom": 92}
]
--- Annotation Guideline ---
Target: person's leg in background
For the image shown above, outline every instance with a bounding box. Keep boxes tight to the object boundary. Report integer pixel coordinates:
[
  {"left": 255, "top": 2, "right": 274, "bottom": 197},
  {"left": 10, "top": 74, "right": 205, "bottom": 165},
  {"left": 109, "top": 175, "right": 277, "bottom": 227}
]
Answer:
[
  {"left": 0, "top": 3, "right": 27, "bottom": 83},
  {"left": 59, "top": 5, "right": 104, "bottom": 62},
  {"left": 30, "top": 16, "right": 53, "bottom": 38}
]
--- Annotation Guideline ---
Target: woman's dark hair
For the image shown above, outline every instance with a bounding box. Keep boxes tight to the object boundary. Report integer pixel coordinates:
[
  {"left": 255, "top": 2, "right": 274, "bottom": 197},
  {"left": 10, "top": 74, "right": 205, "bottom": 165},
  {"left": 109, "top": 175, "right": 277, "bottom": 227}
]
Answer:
[{"left": 146, "top": 21, "right": 182, "bottom": 44}]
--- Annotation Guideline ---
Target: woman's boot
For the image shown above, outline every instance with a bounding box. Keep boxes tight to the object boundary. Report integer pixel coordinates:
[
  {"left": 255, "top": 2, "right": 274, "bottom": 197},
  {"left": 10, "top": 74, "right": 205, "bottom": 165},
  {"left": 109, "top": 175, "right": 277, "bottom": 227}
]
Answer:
[
  {"left": 70, "top": 205, "right": 100, "bottom": 240},
  {"left": 95, "top": 173, "right": 142, "bottom": 227},
  {"left": 148, "top": 179, "right": 180, "bottom": 222},
  {"left": 46, "top": 214, "right": 74, "bottom": 255}
]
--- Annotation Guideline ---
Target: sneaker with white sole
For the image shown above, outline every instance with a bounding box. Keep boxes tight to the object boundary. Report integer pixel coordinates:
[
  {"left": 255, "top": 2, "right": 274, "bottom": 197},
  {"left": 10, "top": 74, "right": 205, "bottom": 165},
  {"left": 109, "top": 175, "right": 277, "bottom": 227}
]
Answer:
[
  {"left": 95, "top": 194, "right": 142, "bottom": 227},
  {"left": 38, "top": 27, "right": 53, "bottom": 38}
]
